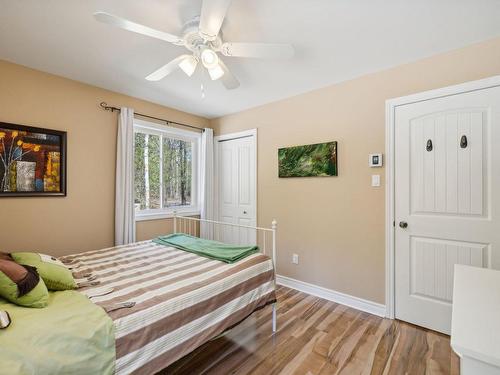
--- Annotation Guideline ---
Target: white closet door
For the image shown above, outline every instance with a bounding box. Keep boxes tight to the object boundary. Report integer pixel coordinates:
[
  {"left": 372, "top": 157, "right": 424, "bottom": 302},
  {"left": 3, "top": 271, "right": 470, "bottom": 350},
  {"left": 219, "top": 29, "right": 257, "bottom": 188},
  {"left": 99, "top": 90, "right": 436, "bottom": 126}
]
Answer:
[
  {"left": 216, "top": 134, "right": 256, "bottom": 245},
  {"left": 395, "top": 85, "right": 500, "bottom": 334}
]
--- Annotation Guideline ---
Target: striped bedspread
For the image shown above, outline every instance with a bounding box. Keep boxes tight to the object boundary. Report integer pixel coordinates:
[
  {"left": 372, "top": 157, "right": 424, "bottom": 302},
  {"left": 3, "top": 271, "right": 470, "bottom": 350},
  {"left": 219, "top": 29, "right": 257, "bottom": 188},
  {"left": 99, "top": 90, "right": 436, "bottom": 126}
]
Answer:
[{"left": 61, "top": 240, "right": 276, "bottom": 375}]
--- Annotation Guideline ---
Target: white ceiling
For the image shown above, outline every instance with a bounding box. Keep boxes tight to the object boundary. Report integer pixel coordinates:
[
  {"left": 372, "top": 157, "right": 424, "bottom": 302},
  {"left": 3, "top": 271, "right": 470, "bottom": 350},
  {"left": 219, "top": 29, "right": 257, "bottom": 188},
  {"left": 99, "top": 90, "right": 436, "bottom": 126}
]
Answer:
[{"left": 1, "top": 0, "right": 500, "bottom": 119}]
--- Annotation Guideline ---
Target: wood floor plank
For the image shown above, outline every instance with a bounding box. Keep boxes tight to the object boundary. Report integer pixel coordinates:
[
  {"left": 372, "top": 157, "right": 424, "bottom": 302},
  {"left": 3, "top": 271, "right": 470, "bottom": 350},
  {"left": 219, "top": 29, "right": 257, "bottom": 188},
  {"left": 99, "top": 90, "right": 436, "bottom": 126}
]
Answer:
[
  {"left": 336, "top": 316, "right": 390, "bottom": 375},
  {"left": 163, "top": 287, "right": 459, "bottom": 375},
  {"left": 371, "top": 319, "right": 399, "bottom": 375}
]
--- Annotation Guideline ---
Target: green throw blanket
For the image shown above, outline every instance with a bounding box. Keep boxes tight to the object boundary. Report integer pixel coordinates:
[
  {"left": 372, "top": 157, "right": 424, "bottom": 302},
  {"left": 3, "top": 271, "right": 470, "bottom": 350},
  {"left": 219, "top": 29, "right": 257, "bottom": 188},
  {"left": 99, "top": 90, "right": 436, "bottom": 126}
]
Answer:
[{"left": 154, "top": 233, "right": 259, "bottom": 263}]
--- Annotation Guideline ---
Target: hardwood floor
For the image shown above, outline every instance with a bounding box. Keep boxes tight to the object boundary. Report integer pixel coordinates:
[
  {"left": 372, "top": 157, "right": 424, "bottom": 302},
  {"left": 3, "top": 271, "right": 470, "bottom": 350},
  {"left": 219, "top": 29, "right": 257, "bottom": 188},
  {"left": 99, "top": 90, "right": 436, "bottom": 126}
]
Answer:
[{"left": 163, "top": 286, "right": 460, "bottom": 375}]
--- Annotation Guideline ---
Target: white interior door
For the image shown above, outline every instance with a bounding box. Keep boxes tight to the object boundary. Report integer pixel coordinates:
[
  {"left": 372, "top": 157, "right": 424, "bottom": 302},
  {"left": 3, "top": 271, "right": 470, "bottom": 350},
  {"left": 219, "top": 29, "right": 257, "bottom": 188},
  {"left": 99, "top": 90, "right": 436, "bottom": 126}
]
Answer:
[
  {"left": 395, "top": 85, "right": 500, "bottom": 334},
  {"left": 216, "top": 132, "right": 257, "bottom": 245}
]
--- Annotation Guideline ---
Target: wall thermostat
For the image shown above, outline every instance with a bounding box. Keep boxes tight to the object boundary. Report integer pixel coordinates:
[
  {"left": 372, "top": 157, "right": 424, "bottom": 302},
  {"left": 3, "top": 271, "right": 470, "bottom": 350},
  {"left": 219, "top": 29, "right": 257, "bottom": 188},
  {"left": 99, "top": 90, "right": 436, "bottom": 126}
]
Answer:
[{"left": 369, "top": 153, "right": 383, "bottom": 167}]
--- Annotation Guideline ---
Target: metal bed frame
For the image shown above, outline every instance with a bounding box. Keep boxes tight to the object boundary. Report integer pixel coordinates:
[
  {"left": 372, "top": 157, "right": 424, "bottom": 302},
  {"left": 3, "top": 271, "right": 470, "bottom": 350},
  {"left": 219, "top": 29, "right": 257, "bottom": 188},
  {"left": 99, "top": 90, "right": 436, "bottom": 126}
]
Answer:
[{"left": 172, "top": 212, "right": 278, "bottom": 333}]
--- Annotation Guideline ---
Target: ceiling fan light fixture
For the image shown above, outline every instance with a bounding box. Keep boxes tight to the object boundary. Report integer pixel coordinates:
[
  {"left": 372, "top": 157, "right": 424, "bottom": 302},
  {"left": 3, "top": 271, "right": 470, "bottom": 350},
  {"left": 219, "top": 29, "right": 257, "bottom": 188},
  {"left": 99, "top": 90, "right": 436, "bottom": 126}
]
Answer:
[
  {"left": 94, "top": 3, "right": 293, "bottom": 91},
  {"left": 208, "top": 64, "right": 225, "bottom": 80},
  {"left": 178, "top": 55, "right": 198, "bottom": 77},
  {"left": 200, "top": 48, "right": 219, "bottom": 69}
]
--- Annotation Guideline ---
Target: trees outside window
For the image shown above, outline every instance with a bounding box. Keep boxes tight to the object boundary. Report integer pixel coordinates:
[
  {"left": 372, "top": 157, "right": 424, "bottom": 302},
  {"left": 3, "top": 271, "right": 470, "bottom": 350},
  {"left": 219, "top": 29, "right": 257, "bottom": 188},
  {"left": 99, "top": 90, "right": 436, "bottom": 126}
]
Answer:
[{"left": 134, "top": 123, "right": 199, "bottom": 216}]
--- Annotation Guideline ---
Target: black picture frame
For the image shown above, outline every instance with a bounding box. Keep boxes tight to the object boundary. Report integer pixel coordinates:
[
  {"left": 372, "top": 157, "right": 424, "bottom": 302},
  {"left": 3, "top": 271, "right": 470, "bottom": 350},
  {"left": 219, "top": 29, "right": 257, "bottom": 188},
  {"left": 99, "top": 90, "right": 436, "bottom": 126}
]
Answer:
[{"left": 0, "top": 122, "right": 67, "bottom": 197}]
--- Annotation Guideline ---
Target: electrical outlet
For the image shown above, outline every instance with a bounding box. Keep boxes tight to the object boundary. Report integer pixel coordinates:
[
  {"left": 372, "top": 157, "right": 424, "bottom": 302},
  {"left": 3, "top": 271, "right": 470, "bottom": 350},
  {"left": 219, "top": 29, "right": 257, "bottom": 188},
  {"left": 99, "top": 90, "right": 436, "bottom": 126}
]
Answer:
[{"left": 292, "top": 253, "right": 299, "bottom": 264}]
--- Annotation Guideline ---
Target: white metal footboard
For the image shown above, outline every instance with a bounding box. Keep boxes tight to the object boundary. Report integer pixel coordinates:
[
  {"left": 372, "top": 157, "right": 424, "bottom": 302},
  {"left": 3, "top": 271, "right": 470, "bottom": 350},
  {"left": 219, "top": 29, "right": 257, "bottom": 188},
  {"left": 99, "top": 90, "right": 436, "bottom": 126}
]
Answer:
[{"left": 172, "top": 212, "right": 278, "bottom": 333}]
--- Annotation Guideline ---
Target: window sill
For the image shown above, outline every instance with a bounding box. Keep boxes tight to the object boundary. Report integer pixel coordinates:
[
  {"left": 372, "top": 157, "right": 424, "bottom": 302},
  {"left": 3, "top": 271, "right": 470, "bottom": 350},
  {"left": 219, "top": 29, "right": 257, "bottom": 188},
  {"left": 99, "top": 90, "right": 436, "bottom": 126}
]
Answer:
[{"left": 135, "top": 210, "right": 201, "bottom": 222}]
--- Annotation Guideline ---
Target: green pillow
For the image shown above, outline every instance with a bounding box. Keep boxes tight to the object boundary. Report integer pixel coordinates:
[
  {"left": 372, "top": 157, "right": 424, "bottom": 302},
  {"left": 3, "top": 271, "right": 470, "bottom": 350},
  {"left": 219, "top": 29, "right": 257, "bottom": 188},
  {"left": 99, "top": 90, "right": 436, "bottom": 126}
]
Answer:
[
  {"left": 11, "top": 252, "right": 77, "bottom": 291},
  {"left": 0, "top": 268, "right": 49, "bottom": 308}
]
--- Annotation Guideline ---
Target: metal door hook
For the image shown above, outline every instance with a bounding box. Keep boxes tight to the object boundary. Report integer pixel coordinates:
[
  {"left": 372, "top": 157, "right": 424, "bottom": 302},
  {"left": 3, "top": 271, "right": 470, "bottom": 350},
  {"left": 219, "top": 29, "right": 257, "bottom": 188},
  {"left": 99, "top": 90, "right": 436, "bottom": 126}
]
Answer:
[
  {"left": 460, "top": 135, "right": 468, "bottom": 149},
  {"left": 426, "top": 139, "right": 433, "bottom": 152}
]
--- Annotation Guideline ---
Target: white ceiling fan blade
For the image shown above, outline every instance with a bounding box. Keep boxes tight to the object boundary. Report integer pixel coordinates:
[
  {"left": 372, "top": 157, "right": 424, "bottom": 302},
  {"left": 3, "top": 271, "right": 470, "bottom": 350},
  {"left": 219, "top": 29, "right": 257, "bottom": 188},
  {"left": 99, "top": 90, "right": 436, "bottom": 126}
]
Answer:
[
  {"left": 221, "top": 42, "right": 294, "bottom": 59},
  {"left": 145, "top": 55, "right": 191, "bottom": 81},
  {"left": 94, "top": 12, "right": 184, "bottom": 45},
  {"left": 199, "top": 0, "right": 232, "bottom": 41},
  {"left": 218, "top": 59, "right": 239, "bottom": 90}
]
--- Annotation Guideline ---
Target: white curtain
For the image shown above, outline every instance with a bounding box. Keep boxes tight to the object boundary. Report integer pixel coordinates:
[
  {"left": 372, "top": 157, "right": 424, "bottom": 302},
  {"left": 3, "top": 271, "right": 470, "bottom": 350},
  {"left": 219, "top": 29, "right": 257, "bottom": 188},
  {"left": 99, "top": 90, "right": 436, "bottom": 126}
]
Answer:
[
  {"left": 200, "top": 128, "right": 214, "bottom": 239},
  {"left": 115, "top": 107, "right": 136, "bottom": 245}
]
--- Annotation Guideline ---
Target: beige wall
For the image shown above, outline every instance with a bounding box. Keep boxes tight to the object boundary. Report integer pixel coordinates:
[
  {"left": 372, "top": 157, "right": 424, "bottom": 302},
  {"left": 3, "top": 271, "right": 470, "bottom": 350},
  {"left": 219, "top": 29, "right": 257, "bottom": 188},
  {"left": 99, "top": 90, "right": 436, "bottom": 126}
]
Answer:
[
  {"left": 211, "top": 37, "right": 500, "bottom": 304},
  {"left": 0, "top": 60, "right": 209, "bottom": 257}
]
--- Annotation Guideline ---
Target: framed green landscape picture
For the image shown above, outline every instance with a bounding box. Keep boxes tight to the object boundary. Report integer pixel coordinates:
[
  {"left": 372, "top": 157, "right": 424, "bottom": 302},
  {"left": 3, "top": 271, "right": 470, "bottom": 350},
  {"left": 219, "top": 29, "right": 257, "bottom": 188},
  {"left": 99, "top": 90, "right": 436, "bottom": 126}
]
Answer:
[{"left": 278, "top": 141, "right": 337, "bottom": 178}]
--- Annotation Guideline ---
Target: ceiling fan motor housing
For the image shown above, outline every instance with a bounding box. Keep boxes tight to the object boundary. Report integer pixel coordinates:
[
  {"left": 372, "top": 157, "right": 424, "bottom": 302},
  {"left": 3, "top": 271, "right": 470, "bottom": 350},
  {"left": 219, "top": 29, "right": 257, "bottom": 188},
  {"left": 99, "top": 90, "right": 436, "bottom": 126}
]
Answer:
[{"left": 182, "top": 16, "right": 222, "bottom": 55}]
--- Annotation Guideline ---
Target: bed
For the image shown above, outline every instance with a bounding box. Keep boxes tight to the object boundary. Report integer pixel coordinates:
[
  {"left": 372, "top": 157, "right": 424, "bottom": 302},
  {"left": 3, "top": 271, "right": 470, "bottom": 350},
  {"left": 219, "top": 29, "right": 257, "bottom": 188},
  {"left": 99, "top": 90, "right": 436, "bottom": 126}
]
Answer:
[{"left": 0, "top": 215, "right": 277, "bottom": 375}]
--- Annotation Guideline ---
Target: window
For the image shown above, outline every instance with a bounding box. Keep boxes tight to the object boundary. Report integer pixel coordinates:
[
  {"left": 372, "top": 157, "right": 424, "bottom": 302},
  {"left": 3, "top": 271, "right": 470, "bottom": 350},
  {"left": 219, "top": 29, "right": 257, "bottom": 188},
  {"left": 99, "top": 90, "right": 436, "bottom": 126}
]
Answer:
[{"left": 133, "top": 119, "right": 200, "bottom": 220}]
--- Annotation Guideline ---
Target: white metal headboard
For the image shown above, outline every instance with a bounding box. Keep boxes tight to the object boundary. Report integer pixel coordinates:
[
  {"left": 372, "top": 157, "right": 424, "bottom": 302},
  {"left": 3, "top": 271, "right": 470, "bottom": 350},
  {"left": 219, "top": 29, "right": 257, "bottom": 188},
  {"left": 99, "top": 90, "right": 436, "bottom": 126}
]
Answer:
[{"left": 172, "top": 212, "right": 277, "bottom": 267}]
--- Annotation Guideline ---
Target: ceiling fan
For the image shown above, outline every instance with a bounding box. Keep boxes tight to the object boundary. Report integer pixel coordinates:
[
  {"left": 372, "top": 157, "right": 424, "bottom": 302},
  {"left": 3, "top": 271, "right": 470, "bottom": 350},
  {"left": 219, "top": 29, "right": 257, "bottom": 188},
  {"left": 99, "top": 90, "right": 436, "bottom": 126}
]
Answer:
[{"left": 94, "top": 0, "right": 295, "bottom": 90}]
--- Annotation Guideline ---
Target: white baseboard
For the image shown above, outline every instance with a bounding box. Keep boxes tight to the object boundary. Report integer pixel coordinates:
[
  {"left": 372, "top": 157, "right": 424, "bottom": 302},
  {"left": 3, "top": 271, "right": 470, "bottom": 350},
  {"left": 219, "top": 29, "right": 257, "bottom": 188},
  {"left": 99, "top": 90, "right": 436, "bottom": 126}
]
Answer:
[{"left": 276, "top": 274, "right": 386, "bottom": 317}]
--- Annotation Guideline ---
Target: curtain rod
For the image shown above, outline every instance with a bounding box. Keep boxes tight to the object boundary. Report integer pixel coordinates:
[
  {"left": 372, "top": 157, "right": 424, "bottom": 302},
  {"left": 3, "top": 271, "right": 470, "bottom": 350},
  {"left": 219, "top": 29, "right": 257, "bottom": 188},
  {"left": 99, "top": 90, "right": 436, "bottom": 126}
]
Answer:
[{"left": 99, "top": 102, "right": 205, "bottom": 132}]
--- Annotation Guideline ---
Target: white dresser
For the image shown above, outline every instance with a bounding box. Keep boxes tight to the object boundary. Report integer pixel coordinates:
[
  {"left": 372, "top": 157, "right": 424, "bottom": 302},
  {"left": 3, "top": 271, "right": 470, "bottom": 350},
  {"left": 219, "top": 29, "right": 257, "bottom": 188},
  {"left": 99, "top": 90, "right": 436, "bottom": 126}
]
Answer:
[{"left": 451, "top": 265, "right": 500, "bottom": 375}]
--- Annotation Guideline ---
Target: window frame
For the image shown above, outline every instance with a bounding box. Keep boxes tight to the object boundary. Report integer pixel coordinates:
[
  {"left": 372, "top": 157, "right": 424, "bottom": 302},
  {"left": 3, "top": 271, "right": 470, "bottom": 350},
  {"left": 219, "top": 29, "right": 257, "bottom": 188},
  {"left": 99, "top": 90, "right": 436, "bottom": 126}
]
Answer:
[{"left": 133, "top": 119, "right": 201, "bottom": 221}]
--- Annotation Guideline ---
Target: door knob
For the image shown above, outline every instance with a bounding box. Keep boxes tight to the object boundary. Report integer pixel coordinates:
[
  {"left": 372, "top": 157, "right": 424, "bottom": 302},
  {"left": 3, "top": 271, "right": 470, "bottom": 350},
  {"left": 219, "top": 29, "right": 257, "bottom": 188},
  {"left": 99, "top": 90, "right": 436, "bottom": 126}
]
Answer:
[
  {"left": 399, "top": 221, "right": 408, "bottom": 229},
  {"left": 243, "top": 211, "right": 247, "bottom": 214}
]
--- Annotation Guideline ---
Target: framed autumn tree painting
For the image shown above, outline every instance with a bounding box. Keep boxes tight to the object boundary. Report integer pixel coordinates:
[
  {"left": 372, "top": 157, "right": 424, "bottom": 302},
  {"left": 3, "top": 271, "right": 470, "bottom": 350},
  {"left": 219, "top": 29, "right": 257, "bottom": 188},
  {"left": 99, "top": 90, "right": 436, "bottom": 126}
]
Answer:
[{"left": 0, "top": 122, "right": 67, "bottom": 197}]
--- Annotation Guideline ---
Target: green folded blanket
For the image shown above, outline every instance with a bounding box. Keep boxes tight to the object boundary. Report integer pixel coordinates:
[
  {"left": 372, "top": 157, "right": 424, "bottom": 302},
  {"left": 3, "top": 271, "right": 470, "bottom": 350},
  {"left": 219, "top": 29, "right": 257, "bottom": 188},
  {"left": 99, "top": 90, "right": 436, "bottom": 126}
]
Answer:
[{"left": 153, "top": 233, "right": 259, "bottom": 263}]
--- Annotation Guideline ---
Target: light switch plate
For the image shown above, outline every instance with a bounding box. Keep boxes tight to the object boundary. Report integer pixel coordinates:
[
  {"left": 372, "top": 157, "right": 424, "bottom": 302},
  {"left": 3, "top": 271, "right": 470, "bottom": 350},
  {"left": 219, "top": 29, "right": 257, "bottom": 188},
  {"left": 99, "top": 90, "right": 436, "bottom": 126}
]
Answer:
[{"left": 371, "top": 174, "right": 381, "bottom": 187}]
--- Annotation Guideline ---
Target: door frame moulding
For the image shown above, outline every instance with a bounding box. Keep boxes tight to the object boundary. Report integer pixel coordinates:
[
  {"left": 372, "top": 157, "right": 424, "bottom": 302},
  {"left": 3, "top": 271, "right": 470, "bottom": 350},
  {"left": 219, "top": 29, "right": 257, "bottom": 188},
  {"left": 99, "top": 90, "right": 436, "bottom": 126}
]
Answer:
[
  {"left": 214, "top": 128, "right": 258, "bottom": 225},
  {"left": 385, "top": 75, "right": 500, "bottom": 319}
]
